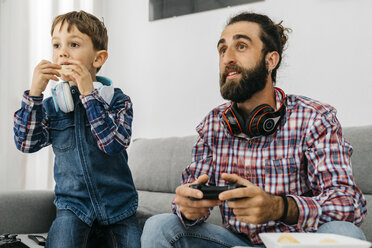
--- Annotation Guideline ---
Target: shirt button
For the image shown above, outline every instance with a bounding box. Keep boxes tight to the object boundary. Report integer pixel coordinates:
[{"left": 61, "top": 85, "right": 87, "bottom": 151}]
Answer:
[{"left": 71, "top": 89, "right": 76, "bottom": 94}]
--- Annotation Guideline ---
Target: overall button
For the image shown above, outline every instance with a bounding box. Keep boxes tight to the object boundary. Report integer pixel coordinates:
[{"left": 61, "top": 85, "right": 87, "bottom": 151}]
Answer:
[{"left": 71, "top": 89, "right": 76, "bottom": 94}]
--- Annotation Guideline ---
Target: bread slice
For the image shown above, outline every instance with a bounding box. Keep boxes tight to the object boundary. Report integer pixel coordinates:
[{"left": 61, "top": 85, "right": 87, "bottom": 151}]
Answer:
[
  {"left": 57, "top": 66, "right": 71, "bottom": 74},
  {"left": 277, "top": 233, "right": 300, "bottom": 244}
]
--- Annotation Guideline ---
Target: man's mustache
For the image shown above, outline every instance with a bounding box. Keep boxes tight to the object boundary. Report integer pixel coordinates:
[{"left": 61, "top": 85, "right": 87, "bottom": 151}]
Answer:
[{"left": 221, "top": 64, "right": 243, "bottom": 83}]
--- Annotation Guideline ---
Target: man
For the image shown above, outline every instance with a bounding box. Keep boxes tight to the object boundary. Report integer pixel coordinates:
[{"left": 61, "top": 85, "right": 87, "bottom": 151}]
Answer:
[{"left": 141, "top": 12, "right": 367, "bottom": 247}]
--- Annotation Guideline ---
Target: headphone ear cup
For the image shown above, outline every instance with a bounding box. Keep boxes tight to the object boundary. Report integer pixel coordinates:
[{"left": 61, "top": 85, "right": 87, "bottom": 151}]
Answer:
[
  {"left": 231, "top": 103, "right": 246, "bottom": 130},
  {"left": 222, "top": 104, "right": 246, "bottom": 135},
  {"left": 245, "top": 104, "right": 274, "bottom": 137}
]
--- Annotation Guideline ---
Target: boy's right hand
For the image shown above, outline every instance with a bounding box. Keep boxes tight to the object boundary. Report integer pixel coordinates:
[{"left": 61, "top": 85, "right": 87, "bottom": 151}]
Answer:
[
  {"left": 173, "top": 175, "right": 221, "bottom": 221},
  {"left": 29, "top": 60, "right": 61, "bottom": 96}
]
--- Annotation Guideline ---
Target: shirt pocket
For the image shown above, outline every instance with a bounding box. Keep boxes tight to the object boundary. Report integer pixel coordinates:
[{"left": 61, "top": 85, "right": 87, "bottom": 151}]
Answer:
[
  {"left": 264, "top": 157, "right": 299, "bottom": 195},
  {"left": 50, "top": 118, "right": 75, "bottom": 152}
]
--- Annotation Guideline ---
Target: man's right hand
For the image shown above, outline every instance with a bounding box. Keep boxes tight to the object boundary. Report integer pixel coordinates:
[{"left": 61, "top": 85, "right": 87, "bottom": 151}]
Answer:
[
  {"left": 29, "top": 60, "right": 61, "bottom": 96},
  {"left": 173, "top": 174, "right": 221, "bottom": 221}
]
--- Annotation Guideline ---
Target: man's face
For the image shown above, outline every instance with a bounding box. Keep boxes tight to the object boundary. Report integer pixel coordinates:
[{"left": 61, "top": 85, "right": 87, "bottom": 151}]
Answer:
[{"left": 217, "top": 21, "right": 268, "bottom": 103}]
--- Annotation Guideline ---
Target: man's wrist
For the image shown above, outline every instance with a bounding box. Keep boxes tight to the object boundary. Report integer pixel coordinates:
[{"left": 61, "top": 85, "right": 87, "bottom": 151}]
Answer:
[
  {"left": 180, "top": 212, "right": 197, "bottom": 223},
  {"left": 274, "top": 195, "right": 299, "bottom": 224},
  {"left": 278, "top": 195, "right": 289, "bottom": 222},
  {"left": 285, "top": 196, "right": 299, "bottom": 224}
]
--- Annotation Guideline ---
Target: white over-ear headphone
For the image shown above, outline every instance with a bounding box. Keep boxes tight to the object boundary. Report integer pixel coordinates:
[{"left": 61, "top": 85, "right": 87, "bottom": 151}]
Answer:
[{"left": 51, "top": 82, "right": 74, "bottom": 113}]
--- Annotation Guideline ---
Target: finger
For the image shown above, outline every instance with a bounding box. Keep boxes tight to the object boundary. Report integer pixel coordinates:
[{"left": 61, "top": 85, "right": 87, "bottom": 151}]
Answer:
[
  {"left": 187, "top": 174, "right": 210, "bottom": 200},
  {"left": 39, "top": 62, "right": 60, "bottom": 69},
  {"left": 220, "top": 177, "right": 260, "bottom": 201},
  {"left": 60, "top": 74, "right": 73, "bottom": 82},
  {"left": 220, "top": 186, "right": 261, "bottom": 201},
  {"left": 176, "top": 175, "right": 210, "bottom": 201},
  {"left": 221, "top": 173, "right": 253, "bottom": 186},
  {"left": 42, "top": 74, "right": 59, "bottom": 82},
  {"left": 49, "top": 75, "right": 60, "bottom": 82},
  {"left": 194, "top": 174, "right": 210, "bottom": 184},
  {"left": 38, "top": 60, "right": 52, "bottom": 66},
  {"left": 63, "top": 60, "right": 86, "bottom": 74},
  {"left": 41, "top": 68, "right": 61, "bottom": 77},
  {"left": 225, "top": 197, "right": 255, "bottom": 209},
  {"left": 174, "top": 192, "right": 220, "bottom": 208},
  {"left": 186, "top": 199, "right": 221, "bottom": 208},
  {"left": 176, "top": 184, "right": 203, "bottom": 199},
  {"left": 219, "top": 186, "right": 254, "bottom": 201}
]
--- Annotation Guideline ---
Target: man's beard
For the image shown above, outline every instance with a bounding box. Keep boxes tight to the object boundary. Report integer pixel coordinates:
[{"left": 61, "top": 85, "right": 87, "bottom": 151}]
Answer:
[{"left": 219, "top": 55, "right": 268, "bottom": 103}]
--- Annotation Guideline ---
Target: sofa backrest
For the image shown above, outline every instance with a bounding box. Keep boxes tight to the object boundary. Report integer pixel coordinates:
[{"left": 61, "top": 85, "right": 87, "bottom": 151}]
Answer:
[
  {"left": 128, "top": 125, "right": 372, "bottom": 195},
  {"left": 128, "top": 135, "right": 198, "bottom": 193},
  {"left": 343, "top": 125, "right": 372, "bottom": 194}
]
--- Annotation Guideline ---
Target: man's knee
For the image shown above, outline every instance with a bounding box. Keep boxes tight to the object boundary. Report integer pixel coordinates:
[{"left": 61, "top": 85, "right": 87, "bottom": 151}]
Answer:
[
  {"left": 141, "top": 213, "right": 182, "bottom": 247},
  {"left": 317, "top": 221, "right": 366, "bottom": 240}
]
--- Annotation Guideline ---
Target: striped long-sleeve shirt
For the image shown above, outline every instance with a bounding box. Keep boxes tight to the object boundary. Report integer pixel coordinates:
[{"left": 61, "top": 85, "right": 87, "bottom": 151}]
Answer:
[{"left": 173, "top": 88, "right": 367, "bottom": 245}]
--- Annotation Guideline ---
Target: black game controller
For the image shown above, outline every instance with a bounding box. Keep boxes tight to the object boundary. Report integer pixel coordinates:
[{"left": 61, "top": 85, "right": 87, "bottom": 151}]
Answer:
[
  {"left": 189, "top": 183, "right": 246, "bottom": 201},
  {"left": 0, "top": 234, "right": 29, "bottom": 248}
]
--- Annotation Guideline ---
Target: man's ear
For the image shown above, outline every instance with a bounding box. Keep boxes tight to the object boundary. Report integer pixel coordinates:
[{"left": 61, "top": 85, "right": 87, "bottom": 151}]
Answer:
[
  {"left": 93, "top": 50, "right": 108, "bottom": 69},
  {"left": 265, "top": 51, "right": 280, "bottom": 72}
]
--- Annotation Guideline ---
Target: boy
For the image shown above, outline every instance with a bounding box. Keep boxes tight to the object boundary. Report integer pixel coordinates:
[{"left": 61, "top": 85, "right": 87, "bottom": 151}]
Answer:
[{"left": 13, "top": 11, "right": 141, "bottom": 247}]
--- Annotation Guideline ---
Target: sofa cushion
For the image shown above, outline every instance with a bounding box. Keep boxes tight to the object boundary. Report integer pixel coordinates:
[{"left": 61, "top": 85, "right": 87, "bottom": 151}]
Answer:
[
  {"left": 343, "top": 125, "right": 372, "bottom": 194},
  {"left": 361, "top": 194, "right": 372, "bottom": 242},
  {"left": 128, "top": 136, "right": 198, "bottom": 193},
  {"left": 0, "top": 190, "right": 55, "bottom": 234}
]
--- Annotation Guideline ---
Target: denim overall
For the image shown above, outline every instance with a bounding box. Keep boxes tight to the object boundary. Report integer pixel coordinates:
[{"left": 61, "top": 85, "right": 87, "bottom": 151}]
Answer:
[{"left": 43, "top": 83, "right": 138, "bottom": 226}]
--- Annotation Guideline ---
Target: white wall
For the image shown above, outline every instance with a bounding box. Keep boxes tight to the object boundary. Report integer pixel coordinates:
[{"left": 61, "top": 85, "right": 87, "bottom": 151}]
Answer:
[
  {"left": 102, "top": 0, "right": 372, "bottom": 139},
  {"left": 1, "top": 0, "right": 371, "bottom": 190}
]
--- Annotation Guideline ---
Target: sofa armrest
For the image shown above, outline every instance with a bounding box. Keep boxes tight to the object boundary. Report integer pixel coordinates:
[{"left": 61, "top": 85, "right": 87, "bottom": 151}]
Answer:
[{"left": 0, "top": 190, "right": 55, "bottom": 234}]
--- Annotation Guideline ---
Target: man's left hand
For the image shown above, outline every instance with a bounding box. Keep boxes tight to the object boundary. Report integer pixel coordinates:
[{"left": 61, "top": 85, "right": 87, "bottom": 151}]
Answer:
[{"left": 219, "top": 173, "right": 283, "bottom": 225}]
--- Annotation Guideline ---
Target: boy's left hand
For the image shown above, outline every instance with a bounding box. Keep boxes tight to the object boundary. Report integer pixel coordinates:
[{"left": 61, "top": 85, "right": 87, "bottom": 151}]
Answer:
[{"left": 59, "top": 59, "right": 94, "bottom": 96}]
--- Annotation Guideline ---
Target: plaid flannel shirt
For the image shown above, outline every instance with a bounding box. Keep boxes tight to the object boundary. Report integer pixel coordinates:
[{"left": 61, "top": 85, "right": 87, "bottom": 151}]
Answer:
[
  {"left": 14, "top": 88, "right": 133, "bottom": 155},
  {"left": 173, "top": 88, "right": 366, "bottom": 245}
]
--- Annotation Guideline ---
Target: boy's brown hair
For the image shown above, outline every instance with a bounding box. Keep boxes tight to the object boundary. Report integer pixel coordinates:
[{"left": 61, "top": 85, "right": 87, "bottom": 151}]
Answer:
[{"left": 51, "top": 10, "right": 108, "bottom": 51}]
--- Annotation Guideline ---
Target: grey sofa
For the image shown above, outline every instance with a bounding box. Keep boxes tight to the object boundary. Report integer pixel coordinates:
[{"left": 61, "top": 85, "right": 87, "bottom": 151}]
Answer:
[{"left": 1, "top": 125, "right": 371, "bottom": 245}]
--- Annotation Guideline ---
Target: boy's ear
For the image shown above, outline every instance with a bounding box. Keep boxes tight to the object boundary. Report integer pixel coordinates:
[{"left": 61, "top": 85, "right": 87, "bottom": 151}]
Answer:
[{"left": 93, "top": 50, "right": 108, "bottom": 69}]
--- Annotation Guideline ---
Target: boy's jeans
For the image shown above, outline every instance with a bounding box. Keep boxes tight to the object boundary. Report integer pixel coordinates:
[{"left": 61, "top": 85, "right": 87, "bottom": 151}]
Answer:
[
  {"left": 141, "top": 213, "right": 366, "bottom": 248},
  {"left": 46, "top": 209, "right": 142, "bottom": 248}
]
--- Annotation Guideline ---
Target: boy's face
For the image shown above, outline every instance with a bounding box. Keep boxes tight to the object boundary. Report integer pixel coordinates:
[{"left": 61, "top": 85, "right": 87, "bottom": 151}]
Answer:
[{"left": 52, "top": 22, "right": 98, "bottom": 77}]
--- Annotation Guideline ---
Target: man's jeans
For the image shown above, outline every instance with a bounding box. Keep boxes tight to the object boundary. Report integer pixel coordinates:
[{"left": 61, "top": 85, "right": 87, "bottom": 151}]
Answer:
[
  {"left": 46, "top": 209, "right": 142, "bottom": 248},
  {"left": 141, "top": 213, "right": 366, "bottom": 248}
]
